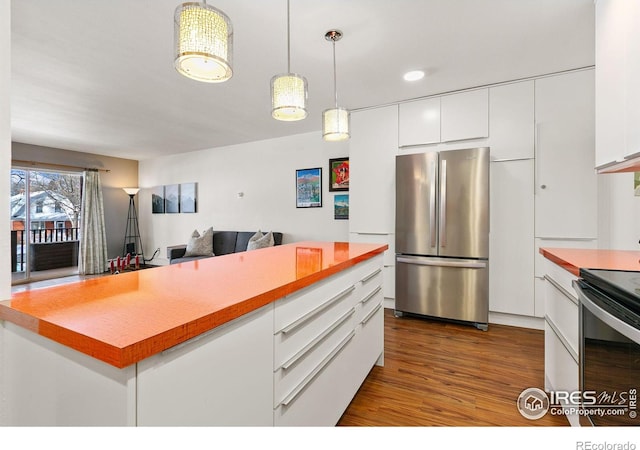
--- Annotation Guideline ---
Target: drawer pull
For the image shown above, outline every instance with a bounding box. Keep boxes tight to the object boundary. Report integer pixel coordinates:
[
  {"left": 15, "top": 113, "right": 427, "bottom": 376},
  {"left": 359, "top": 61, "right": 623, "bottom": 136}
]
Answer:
[
  {"left": 279, "top": 308, "right": 355, "bottom": 371},
  {"left": 360, "top": 268, "right": 382, "bottom": 283},
  {"left": 360, "top": 303, "right": 382, "bottom": 326},
  {"left": 360, "top": 286, "right": 382, "bottom": 305},
  {"left": 545, "top": 315, "right": 578, "bottom": 364},
  {"left": 543, "top": 275, "right": 578, "bottom": 306},
  {"left": 279, "top": 331, "right": 356, "bottom": 408},
  {"left": 278, "top": 285, "right": 356, "bottom": 335}
]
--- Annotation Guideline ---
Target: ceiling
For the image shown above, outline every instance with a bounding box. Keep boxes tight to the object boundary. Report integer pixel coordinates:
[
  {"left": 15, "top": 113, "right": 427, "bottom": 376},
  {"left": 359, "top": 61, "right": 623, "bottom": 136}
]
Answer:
[{"left": 11, "top": 0, "right": 595, "bottom": 161}]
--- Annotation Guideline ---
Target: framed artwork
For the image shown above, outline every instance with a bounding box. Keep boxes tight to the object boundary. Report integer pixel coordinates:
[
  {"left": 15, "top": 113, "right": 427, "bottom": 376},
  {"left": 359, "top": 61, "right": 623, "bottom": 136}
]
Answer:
[
  {"left": 635, "top": 172, "right": 640, "bottom": 196},
  {"left": 180, "top": 182, "right": 197, "bottom": 213},
  {"left": 151, "top": 185, "right": 165, "bottom": 214},
  {"left": 296, "top": 168, "right": 322, "bottom": 208},
  {"left": 164, "top": 184, "right": 180, "bottom": 213},
  {"left": 334, "top": 194, "right": 349, "bottom": 220},
  {"left": 329, "top": 157, "right": 349, "bottom": 192}
]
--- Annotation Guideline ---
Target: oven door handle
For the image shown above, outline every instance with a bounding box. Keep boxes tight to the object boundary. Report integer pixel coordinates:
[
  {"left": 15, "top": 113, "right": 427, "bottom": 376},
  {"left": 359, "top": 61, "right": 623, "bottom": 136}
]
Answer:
[{"left": 573, "top": 280, "right": 640, "bottom": 345}]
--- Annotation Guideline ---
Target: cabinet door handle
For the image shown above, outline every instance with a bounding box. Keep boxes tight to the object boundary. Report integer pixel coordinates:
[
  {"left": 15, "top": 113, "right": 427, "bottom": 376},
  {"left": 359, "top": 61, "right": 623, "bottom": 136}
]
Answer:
[
  {"left": 360, "top": 303, "right": 382, "bottom": 326},
  {"left": 279, "top": 331, "right": 356, "bottom": 408},
  {"left": 545, "top": 315, "right": 578, "bottom": 364},
  {"left": 360, "top": 268, "right": 382, "bottom": 283},
  {"left": 360, "top": 285, "right": 382, "bottom": 305},
  {"left": 279, "top": 307, "right": 355, "bottom": 372},
  {"left": 439, "top": 159, "right": 447, "bottom": 247},
  {"left": 278, "top": 285, "right": 356, "bottom": 335}
]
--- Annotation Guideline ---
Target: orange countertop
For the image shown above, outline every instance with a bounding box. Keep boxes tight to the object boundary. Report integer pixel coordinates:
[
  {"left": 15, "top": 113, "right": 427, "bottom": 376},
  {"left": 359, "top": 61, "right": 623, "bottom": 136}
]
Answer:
[
  {"left": 539, "top": 247, "right": 640, "bottom": 277},
  {"left": 0, "top": 241, "right": 387, "bottom": 369}
]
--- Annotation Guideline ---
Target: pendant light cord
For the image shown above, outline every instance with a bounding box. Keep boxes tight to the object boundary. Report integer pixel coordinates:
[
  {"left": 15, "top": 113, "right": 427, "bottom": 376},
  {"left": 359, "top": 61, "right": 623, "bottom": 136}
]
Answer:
[
  {"left": 287, "top": 0, "right": 291, "bottom": 73},
  {"left": 332, "top": 38, "right": 338, "bottom": 108}
]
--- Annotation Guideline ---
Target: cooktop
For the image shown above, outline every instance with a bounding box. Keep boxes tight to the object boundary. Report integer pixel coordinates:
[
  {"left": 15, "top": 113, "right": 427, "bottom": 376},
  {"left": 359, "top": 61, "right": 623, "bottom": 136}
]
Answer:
[{"left": 580, "top": 268, "right": 640, "bottom": 315}]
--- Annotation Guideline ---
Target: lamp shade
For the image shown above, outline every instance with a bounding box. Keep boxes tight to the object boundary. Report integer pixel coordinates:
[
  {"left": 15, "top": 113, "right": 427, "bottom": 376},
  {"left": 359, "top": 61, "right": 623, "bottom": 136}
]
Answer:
[
  {"left": 271, "top": 73, "right": 308, "bottom": 121},
  {"left": 174, "top": 2, "right": 233, "bottom": 83},
  {"left": 322, "top": 107, "right": 350, "bottom": 141},
  {"left": 123, "top": 187, "right": 140, "bottom": 196}
]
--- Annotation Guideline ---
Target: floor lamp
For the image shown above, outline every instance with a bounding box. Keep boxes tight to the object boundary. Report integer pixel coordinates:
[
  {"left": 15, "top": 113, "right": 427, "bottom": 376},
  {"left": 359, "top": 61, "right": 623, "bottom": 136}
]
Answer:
[{"left": 122, "top": 187, "right": 143, "bottom": 261}]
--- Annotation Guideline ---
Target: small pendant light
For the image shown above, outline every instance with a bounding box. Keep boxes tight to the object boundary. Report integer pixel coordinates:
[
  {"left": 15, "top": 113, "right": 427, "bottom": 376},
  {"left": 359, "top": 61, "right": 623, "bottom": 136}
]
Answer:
[
  {"left": 271, "top": 0, "right": 308, "bottom": 121},
  {"left": 322, "top": 29, "right": 350, "bottom": 141},
  {"left": 174, "top": 1, "right": 233, "bottom": 83}
]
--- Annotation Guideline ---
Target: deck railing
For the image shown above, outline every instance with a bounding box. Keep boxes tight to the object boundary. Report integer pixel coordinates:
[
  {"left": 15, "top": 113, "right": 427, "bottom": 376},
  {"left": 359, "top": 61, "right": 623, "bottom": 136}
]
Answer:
[{"left": 11, "top": 228, "right": 80, "bottom": 272}]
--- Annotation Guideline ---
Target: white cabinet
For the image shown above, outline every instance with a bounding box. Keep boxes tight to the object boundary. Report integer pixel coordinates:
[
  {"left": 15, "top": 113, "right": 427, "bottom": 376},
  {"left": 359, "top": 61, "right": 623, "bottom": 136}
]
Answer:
[
  {"left": 349, "top": 105, "right": 397, "bottom": 233},
  {"left": 441, "top": 89, "right": 489, "bottom": 142},
  {"left": 137, "top": 304, "right": 274, "bottom": 426},
  {"left": 489, "top": 160, "right": 535, "bottom": 316},
  {"left": 595, "top": 0, "right": 640, "bottom": 169},
  {"left": 534, "top": 70, "right": 597, "bottom": 240},
  {"left": 350, "top": 106, "right": 397, "bottom": 303},
  {"left": 273, "top": 255, "right": 384, "bottom": 426},
  {"left": 543, "top": 257, "right": 580, "bottom": 427},
  {"left": 489, "top": 81, "right": 534, "bottom": 160},
  {"left": 398, "top": 97, "right": 440, "bottom": 147}
]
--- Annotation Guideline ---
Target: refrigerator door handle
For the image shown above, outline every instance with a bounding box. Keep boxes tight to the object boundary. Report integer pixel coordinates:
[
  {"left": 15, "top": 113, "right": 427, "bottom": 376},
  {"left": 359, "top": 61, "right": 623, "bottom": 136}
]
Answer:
[
  {"left": 439, "top": 159, "right": 447, "bottom": 247},
  {"left": 396, "top": 257, "right": 487, "bottom": 269},
  {"left": 429, "top": 159, "right": 437, "bottom": 248}
]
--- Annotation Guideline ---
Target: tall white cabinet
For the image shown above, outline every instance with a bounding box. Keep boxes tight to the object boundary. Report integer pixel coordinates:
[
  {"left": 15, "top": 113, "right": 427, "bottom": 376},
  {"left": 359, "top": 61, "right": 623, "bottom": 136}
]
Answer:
[{"left": 349, "top": 105, "right": 398, "bottom": 305}]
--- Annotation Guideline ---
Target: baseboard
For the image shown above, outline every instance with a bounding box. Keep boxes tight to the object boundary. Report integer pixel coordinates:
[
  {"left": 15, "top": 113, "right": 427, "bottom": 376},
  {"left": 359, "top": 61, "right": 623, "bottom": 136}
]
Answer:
[
  {"left": 383, "top": 298, "right": 395, "bottom": 310},
  {"left": 489, "top": 311, "right": 544, "bottom": 330}
]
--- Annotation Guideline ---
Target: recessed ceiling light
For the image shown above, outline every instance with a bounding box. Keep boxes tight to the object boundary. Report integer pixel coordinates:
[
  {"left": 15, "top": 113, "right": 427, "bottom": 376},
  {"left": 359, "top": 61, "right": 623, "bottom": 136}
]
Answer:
[{"left": 403, "top": 70, "right": 425, "bottom": 82}]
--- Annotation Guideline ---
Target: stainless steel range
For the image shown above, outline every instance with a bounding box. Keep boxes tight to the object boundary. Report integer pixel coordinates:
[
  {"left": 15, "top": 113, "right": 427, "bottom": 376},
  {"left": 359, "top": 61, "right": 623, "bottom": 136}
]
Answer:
[{"left": 574, "top": 269, "right": 640, "bottom": 426}]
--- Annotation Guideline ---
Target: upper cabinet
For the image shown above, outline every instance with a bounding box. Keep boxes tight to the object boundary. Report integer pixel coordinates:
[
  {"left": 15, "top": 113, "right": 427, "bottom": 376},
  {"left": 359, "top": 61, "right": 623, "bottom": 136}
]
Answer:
[
  {"left": 488, "top": 81, "right": 534, "bottom": 160},
  {"left": 534, "top": 70, "right": 597, "bottom": 239},
  {"left": 398, "top": 98, "right": 440, "bottom": 147},
  {"left": 349, "top": 105, "right": 398, "bottom": 233},
  {"left": 441, "top": 89, "right": 489, "bottom": 143},
  {"left": 595, "top": 0, "right": 640, "bottom": 172}
]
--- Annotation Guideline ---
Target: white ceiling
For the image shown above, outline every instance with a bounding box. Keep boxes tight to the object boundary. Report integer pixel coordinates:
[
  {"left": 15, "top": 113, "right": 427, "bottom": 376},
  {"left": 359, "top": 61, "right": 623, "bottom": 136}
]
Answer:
[{"left": 11, "top": 0, "right": 595, "bottom": 161}]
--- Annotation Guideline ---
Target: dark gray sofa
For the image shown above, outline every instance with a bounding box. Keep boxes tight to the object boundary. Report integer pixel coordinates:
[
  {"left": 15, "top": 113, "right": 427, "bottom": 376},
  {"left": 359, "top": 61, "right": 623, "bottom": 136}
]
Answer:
[{"left": 167, "top": 230, "right": 283, "bottom": 264}]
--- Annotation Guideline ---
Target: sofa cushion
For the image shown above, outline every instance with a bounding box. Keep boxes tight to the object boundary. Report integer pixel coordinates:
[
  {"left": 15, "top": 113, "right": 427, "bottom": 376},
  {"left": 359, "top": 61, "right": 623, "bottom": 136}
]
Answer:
[
  {"left": 246, "top": 230, "right": 275, "bottom": 251},
  {"left": 213, "top": 231, "right": 239, "bottom": 256},
  {"left": 184, "top": 227, "right": 214, "bottom": 257}
]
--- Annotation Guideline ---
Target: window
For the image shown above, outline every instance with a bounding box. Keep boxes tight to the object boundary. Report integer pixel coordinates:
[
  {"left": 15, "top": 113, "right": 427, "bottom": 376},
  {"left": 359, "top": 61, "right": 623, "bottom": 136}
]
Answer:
[{"left": 35, "top": 200, "right": 43, "bottom": 213}]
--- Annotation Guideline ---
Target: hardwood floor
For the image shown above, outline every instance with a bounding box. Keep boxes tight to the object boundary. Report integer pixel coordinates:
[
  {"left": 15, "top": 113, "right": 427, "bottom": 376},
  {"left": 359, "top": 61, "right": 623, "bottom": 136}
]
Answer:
[{"left": 338, "top": 308, "right": 568, "bottom": 426}]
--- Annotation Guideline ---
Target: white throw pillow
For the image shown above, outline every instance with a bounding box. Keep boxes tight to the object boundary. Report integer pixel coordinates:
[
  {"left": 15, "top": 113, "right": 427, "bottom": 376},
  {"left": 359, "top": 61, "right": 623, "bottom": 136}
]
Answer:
[
  {"left": 184, "top": 227, "right": 214, "bottom": 257},
  {"left": 246, "top": 230, "right": 274, "bottom": 251}
]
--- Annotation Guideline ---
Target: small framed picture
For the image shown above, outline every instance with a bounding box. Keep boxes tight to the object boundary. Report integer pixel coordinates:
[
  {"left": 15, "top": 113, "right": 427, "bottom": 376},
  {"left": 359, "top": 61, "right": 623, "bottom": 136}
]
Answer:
[
  {"left": 329, "top": 157, "right": 349, "bottom": 192},
  {"left": 334, "top": 194, "right": 349, "bottom": 220},
  {"left": 164, "top": 184, "right": 180, "bottom": 213},
  {"left": 151, "top": 186, "right": 165, "bottom": 214},
  {"left": 296, "top": 168, "right": 322, "bottom": 208},
  {"left": 180, "top": 182, "right": 197, "bottom": 213}
]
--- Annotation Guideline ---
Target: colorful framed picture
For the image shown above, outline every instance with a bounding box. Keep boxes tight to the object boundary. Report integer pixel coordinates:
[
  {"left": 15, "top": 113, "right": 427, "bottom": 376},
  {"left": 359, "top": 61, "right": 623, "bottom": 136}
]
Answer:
[
  {"left": 180, "top": 182, "right": 197, "bottom": 213},
  {"left": 164, "top": 184, "right": 180, "bottom": 213},
  {"left": 329, "top": 157, "right": 349, "bottom": 192},
  {"left": 151, "top": 186, "right": 165, "bottom": 214},
  {"left": 635, "top": 172, "right": 640, "bottom": 196},
  {"left": 334, "top": 194, "right": 349, "bottom": 220},
  {"left": 296, "top": 168, "right": 322, "bottom": 208}
]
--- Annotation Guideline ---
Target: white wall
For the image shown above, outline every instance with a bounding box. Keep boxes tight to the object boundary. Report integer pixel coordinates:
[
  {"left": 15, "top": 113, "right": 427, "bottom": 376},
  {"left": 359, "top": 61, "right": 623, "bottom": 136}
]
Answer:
[
  {"left": 1, "top": 0, "right": 10, "bottom": 426},
  {"left": 598, "top": 172, "right": 640, "bottom": 250},
  {"left": 138, "top": 131, "right": 350, "bottom": 265}
]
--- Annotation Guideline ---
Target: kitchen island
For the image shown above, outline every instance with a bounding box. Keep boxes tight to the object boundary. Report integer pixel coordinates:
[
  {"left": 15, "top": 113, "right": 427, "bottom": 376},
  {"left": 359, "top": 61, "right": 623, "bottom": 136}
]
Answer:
[{"left": 0, "top": 241, "right": 387, "bottom": 426}]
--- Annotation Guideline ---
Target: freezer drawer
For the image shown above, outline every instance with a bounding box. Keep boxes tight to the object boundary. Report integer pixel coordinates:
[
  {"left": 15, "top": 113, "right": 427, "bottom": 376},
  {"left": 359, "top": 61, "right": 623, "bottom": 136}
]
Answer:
[{"left": 395, "top": 255, "right": 489, "bottom": 325}]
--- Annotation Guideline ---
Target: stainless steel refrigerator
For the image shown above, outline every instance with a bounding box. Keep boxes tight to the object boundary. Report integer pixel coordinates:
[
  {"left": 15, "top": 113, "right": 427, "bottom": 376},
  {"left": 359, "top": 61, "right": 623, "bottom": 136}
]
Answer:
[{"left": 395, "top": 147, "right": 490, "bottom": 330}]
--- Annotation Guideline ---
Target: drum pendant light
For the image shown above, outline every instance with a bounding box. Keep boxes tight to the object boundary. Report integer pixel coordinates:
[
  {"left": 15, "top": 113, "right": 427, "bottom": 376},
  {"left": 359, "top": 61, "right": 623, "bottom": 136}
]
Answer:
[
  {"left": 174, "top": 1, "right": 233, "bottom": 83},
  {"left": 271, "top": 0, "right": 308, "bottom": 121},
  {"left": 322, "top": 30, "right": 350, "bottom": 141}
]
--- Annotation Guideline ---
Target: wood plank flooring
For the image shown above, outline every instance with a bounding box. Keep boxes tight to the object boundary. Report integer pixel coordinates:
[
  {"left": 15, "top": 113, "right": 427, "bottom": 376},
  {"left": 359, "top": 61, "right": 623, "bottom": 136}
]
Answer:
[{"left": 338, "top": 308, "right": 568, "bottom": 426}]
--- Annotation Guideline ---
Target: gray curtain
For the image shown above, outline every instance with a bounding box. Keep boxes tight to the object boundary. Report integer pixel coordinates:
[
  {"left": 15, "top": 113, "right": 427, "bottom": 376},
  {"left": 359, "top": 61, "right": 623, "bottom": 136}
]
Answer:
[{"left": 78, "top": 170, "right": 108, "bottom": 275}]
